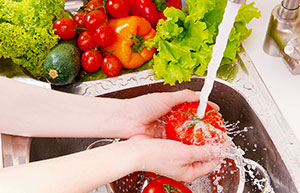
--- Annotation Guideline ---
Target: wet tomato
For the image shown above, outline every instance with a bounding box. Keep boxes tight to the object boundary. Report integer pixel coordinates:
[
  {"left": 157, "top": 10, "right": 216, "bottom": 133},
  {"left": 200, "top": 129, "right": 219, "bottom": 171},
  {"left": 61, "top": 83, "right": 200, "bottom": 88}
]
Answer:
[
  {"left": 84, "top": 10, "right": 107, "bottom": 31},
  {"left": 81, "top": 50, "right": 102, "bottom": 72},
  {"left": 165, "top": 101, "right": 226, "bottom": 146},
  {"left": 142, "top": 177, "right": 192, "bottom": 193},
  {"left": 101, "top": 55, "right": 122, "bottom": 77},
  {"left": 93, "top": 25, "right": 116, "bottom": 47},
  {"left": 77, "top": 31, "right": 97, "bottom": 51},
  {"left": 106, "top": 0, "right": 129, "bottom": 18},
  {"left": 53, "top": 18, "right": 76, "bottom": 40}
]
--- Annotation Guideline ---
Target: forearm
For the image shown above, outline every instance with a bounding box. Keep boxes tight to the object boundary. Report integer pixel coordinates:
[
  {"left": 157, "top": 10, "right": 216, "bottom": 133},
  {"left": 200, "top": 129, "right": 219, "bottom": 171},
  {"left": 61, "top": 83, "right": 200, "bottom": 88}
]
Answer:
[
  {"left": 0, "top": 77, "right": 132, "bottom": 138},
  {"left": 0, "top": 140, "right": 141, "bottom": 193}
]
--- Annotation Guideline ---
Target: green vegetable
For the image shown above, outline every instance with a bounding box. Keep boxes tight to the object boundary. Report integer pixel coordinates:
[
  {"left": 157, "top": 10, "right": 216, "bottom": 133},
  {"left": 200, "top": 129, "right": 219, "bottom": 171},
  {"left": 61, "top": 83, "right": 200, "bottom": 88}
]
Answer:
[
  {"left": 0, "top": 0, "right": 66, "bottom": 78},
  {"left": 147, "top": 0, "right": 261, "bottom": 85},
  {"left": 153, "top": 0, "right": 168, "bottom": 12},
  {"left": 43, "top": 40, "right": 81, "bottom": 86}
]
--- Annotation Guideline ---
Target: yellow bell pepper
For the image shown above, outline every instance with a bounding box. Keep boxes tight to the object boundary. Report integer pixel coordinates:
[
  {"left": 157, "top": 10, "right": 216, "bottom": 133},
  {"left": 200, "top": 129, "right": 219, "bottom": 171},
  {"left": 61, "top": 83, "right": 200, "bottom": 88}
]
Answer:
[{"left": 104, "top": 16, "right": 156, "bottom": 69}]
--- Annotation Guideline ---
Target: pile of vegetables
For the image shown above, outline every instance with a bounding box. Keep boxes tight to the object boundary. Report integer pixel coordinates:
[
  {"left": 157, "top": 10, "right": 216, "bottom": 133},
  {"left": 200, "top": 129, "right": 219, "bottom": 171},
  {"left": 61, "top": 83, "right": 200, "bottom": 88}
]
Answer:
[
  {"left": 0, "top": 0, "right": 66, "bottom": 78},
  {"left": 47, "top": 0, "right": 180, "bottom": 85},
  {"left": 0, "top": 0, "right": 260, "bottom": 86}
]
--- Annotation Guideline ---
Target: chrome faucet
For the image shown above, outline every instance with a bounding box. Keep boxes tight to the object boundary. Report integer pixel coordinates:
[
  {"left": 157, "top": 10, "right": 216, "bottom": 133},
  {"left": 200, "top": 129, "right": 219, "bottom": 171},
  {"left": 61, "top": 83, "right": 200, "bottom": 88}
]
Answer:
[
  {"left": 229, "top": 0, "right": 246, "bottom": 3},
  {"left": 264, "top": 0, "right": 300, "bottom": 74}
]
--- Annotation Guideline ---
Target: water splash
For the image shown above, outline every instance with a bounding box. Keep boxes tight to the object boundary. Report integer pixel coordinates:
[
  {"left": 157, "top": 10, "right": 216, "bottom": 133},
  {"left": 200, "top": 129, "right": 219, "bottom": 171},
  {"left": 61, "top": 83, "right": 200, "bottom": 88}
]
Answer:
[{"left": 197, "top": 1, "right": 242, "bottom": 118}]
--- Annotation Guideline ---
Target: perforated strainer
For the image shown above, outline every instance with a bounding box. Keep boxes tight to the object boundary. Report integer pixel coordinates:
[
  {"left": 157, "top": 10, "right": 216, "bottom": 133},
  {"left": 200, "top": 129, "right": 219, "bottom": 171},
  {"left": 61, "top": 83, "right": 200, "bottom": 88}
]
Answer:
[{"left": 87, "top": 139, "right": 273, "bottom": 193}]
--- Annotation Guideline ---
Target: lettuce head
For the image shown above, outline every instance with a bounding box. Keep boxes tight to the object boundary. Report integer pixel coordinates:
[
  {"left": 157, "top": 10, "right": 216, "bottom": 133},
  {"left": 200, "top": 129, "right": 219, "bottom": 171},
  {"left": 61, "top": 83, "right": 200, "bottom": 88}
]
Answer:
[
  {"left": 0, "top": 0, "right": 66, "bottom": 78},
  {"left": 148, "top": 0, "right": 261, "bottom": 85}
]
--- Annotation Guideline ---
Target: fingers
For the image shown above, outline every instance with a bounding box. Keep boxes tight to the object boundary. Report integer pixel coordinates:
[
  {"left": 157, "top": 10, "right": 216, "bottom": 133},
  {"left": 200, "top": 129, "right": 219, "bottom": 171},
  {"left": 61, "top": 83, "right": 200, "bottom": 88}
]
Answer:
[
  {"left": 168, "top": 89, "right": 200, "bottom": 105},
  {"left": 183, "top": 159, "right": 221, "bottom": 182},
  {"left": 207, "top": 101, "right": 220, "bottom": 111},
  {"left": 129, "top": 135, "right": 153, "bottom": 141},
  {"left": 186, "top": 144, "right": 225, "bottom": 162},
  {"left": 163, "top": 90, "right": 220, "bottom": 111}
]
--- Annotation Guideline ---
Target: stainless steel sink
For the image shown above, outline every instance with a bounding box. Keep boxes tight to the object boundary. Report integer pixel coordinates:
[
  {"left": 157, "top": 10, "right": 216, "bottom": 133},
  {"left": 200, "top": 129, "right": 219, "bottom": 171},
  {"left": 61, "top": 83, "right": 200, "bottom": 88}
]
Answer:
[{"left": 1, "top": 50, "right": 300, "bottom": 192}]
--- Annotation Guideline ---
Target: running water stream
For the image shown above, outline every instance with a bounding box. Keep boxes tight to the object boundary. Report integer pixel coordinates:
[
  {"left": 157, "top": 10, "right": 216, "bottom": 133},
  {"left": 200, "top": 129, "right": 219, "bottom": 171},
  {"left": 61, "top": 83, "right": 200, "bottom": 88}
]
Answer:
[{"left": 197, "top": 1, "right": 242, "bottom": 118}]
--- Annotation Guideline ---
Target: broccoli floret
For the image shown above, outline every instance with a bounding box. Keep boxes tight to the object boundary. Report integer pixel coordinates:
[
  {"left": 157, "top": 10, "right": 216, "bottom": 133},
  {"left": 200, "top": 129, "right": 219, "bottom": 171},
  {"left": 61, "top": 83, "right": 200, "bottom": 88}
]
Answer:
[{"left": 0, "top": 0, "right": 66, "bottom": 78}]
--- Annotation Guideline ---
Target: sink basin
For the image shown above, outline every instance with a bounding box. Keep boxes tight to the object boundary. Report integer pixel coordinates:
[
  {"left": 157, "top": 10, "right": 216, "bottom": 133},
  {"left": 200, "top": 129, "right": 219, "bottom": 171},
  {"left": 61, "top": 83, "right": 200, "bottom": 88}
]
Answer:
[
  {"left": 1, "top": 50, "right": 299, "bottom": 192},
  {"left": 29, "top": 75, "right": 298, "bottom": 192}
]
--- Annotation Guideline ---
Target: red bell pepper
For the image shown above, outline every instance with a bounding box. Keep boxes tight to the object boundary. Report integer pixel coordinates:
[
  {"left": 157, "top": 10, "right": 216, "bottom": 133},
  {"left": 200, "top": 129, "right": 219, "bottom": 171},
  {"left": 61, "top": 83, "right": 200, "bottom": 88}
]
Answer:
[
  {"left": 127, "top": 0, "right": 182, "bottom": 27},
  {"left": 167, "top": 0, "right": 182, "bottom": 10},
  {"left": 127, "top": 0, "right": 160, "bottom": 27}
]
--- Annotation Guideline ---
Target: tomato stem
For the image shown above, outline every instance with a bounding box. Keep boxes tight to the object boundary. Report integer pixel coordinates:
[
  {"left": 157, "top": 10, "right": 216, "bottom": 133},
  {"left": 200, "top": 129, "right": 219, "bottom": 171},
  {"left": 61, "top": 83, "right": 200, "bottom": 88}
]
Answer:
[
  {"left": 163, "top": 184, "right": 184, "bottom": 193},
  {"left": 205, "top": 110, "right": 215, "bottom": 116},
  {"left": 75, "top": 27, "right": 88, "bottom": 31}
]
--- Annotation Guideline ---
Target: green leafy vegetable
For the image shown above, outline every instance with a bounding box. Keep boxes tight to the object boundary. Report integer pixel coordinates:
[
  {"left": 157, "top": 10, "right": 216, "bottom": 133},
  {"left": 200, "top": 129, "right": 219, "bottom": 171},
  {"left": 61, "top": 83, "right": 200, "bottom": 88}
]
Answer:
[
  {"left": 0, "top": 0, "right": 66, "bottom": 78},
  {"left": 147, "top": 0, "right": 261, "bottom": 85}
]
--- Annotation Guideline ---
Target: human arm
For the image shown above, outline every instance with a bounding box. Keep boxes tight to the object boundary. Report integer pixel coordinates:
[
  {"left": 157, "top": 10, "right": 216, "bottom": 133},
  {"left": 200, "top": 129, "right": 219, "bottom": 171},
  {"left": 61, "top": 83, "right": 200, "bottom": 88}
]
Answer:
[
  {"left": 0, "top": 137, "right": 224, "bottom": 193},
  {"left": 0, "top": 76, "right": 218, "bottom": 138}
]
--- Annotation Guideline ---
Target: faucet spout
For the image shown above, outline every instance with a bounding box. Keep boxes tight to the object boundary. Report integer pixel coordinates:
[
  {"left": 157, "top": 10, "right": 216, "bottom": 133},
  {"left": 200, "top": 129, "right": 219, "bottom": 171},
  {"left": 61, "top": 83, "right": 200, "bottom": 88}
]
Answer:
[
  {"left": 229, "top": 0, "right": 246, "bottom": 4},
  {"left": 282, "top": 0, "right": 300, "bottom": 9}
]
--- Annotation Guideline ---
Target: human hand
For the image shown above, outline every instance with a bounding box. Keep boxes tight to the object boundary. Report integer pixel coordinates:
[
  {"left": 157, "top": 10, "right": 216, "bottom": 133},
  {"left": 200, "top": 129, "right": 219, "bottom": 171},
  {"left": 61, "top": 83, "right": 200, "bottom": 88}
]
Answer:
[
  {"left": 127, "top": 135, "right": 226, "bottom": 183},
  {"left": 123, "top": 90, "right": 219, "bottom": 138}
]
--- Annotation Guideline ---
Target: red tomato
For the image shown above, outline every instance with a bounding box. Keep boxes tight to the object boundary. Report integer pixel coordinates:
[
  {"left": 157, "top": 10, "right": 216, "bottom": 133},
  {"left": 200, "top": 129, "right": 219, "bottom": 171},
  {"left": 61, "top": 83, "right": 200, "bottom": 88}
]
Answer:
[
  {"left": 73, "top": 13, "right": 86, "bottom": 29},
  {"left": 106, "top": 0, "right": 129, "bottom": 18},
  {"left": 84, "top": 10, "right": 107, "bottom": 31},
  {"left": 101, "top": 55, "right": 122, "bottom": 77},
  {"left": 143, "top": 177, "right": 192, "bottom": 193},
  {"left": 81, "top": 50, "right": 102, "bottom": 72},
  {"left": 53, "top": 18, "right": 76, "bottom": 40},
  {"left": 86, "top": 0, "right": 105, "bottom": 12},
  {"left": 165, "top": 101, "right": 226, "bottom": 146},
  {"left": 93, "top": 25, "right": 116, "bottom": 47},
  {"left": 77, "top": 31, "right": 97, "bottom": 51}
]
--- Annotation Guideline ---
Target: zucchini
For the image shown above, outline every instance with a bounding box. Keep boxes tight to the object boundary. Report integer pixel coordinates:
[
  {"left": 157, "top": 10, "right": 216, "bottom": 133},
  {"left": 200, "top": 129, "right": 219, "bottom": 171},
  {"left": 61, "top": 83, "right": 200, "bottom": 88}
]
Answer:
[{"left": 43, "top": 40, "right": 81, "bottom": 86}]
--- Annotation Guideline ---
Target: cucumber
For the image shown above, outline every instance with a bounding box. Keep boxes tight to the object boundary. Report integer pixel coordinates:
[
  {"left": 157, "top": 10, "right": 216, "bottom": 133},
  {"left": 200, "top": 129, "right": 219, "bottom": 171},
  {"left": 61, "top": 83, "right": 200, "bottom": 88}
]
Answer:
[{"left": 43, "top": 40, "right": 81, "bottom": 86}]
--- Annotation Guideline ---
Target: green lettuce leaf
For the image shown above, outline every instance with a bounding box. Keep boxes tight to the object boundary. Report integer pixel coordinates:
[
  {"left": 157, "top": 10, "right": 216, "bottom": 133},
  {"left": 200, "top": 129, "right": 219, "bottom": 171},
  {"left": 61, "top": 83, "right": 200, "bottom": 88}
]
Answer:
[
  {"left": 0, "top": 0, "right": 66, "bottom": 78},
  {"left": 148, "top": 0, "right": 261, "bottom": 85}
]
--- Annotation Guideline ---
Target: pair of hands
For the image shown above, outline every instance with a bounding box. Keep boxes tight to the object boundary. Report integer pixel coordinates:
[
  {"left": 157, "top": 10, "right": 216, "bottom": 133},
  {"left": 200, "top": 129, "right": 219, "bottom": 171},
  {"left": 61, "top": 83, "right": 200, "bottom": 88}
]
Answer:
[{"left": 114, "top": 90, "right": 225, "bottom": 182}]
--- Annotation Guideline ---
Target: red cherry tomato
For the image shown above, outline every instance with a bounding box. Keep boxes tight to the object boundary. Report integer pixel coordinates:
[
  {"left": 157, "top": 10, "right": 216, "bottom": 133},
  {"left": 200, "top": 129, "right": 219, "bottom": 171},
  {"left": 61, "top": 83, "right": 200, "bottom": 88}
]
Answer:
[
  {"left": 77, "top": 31, "right": 97, "bottom": 51},
  {"left": 106, "top": 0, "right": 129, "bottom": 18},
  {"left": 101, "top": 55, "right": 122, "bottom": 77},
  {"left": 143, "top": 177, "right": 192, "bottom": 193},
  {"left": 84, "top": 10, "right": 107, "bottom": 31},
  {"left": 86, "top": 0, "right": 105, "bottom": 12},
  {"left": 73, "top": 13, "right": 86, "bottom": 29},
  {"left": 93, "top": 25, "right": 116, "bottom": 47},
  {"left": 81, "top": 50, "right": 102, "bottom": 73},
  {"left": 53, "top": 18, "right": 76, "bottom": 40}
]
